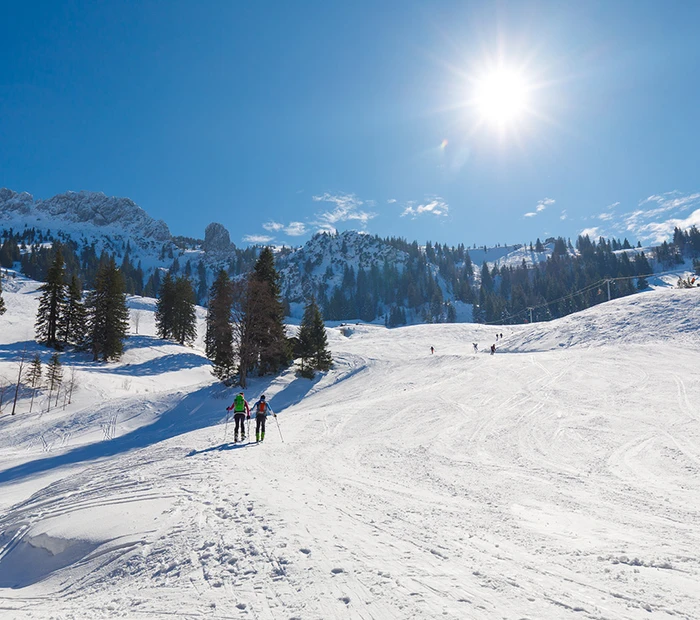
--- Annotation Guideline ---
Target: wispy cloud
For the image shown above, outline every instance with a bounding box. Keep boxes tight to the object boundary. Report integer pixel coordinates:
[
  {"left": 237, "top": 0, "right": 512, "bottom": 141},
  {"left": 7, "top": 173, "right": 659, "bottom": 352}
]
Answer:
[
  {"left": 401, "top": 197, "right": 449, "bottom": 218},
  {"left": 243, "top": 234, "right": 274, "bottom": 244},
  {"left": 641, "top": 191, "right": 700, "bottom": 211},
  {"left": 632, "top": 208, "right": 700, "bottom": 244},
  {"left": 524, "top": 197, "right": 555, "bottom": 218},
  {"left": 537, "top": 197, "right": 555, "bottom": 212},
  {"left": 262, "top": 220, "right": 308, "bottom": 237},
  {"left": 597, "top": 201, "right": 619, "bottom": 221},
  {"left": 618, "top": 190, "right": 700, "bottom": 242},
  {"left": 262, "top": 221, "right": 285, "bottom": 232},
  {"left": 580, "top": 227, "right": 600, "bottom": 238},
  {"left": 560, "top": 210, "right": 568, "bottom": 221},
  {"left": 285, "top": 221, "right": 307, "bottom": 236},
  {"left": 312, "top": 192, "right": 377, "bottom": 232},
  {"left": 387, "top": 198, "right": 397, "bottom": 204}
]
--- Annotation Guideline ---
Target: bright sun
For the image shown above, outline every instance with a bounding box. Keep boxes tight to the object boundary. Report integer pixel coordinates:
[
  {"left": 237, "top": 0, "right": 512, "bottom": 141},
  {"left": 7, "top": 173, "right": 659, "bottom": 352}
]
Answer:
[{"left": 474, "top": 67, "right": 530, "bottom": 127}]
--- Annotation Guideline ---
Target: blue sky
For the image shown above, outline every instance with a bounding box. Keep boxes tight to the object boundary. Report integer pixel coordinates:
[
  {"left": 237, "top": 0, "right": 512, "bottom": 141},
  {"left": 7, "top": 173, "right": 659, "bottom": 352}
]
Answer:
[{"left": 1, "top": 0, "right": 699, "bottom": 248}]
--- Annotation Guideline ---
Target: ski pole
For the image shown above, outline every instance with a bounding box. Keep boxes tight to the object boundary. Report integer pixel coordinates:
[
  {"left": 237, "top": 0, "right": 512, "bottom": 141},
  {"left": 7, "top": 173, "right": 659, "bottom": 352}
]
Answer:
[
  {"left": 274, "top": 414, "right": 284, "bottom": 443},
  {"left": 223, "top": 411, "right": 230, "bottom": 443},
  {"left": 247, "top": 415, "right": 251, "bottom": 444}
]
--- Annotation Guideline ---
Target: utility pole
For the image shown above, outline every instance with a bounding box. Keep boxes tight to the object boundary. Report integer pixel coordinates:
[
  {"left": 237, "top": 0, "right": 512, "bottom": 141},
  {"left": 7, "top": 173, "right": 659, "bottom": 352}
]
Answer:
[
  {"left": 527, "top": 307, "right": 534, "bottom": 323},
  {"left": 606, "top": 279, "right": 611, "bottom": 302}
]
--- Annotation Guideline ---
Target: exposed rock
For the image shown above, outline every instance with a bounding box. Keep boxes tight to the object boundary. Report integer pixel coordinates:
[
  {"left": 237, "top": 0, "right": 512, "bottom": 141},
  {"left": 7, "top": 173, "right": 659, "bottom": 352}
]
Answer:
[{"left": 203, "top": 222, "right": 233, "bottom": 253}]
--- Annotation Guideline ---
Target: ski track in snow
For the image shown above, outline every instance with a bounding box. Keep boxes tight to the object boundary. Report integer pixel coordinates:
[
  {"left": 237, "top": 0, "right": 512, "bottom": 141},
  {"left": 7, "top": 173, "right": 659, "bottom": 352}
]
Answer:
[{"left": 0, "top": 280, "right": 699, "bottom": 618}]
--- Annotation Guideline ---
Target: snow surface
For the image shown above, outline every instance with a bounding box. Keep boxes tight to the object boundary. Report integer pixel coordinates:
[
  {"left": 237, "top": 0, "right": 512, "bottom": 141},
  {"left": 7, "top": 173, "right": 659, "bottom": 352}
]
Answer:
[{"left": 0, "top": 277, "right": 699, "bottom": 619}]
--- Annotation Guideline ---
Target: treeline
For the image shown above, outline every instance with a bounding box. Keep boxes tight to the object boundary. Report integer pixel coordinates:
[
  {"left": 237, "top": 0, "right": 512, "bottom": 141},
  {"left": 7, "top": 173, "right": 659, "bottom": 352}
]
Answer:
[
  {"left": 474, "top": 228, "right": 700, "bottom": 324},
  {"left": 34, "top": 245, "right": 130, "bottom": 360},
  {"left": 307, "top": 237, "right": 474, "bottom": 326},
  {"left": 0, "top": 226, "right": 265, "bottom": 305},
  {"left": 3, "top": 224, "right": 700, "bottom": 330},
  {"left": 205, "top": 248, "right": 332, "bottom": 386}
]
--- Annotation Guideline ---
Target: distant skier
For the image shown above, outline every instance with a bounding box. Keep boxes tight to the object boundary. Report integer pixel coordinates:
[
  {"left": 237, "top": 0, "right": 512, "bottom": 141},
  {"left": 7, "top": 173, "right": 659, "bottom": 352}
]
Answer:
[
  {"left": 226, "top": 391, "right": 250, "bottom": 442},
  {"left": 252, "top": 394, "right": 275, "bottom": 442},
  {"left": 430, "top": 346, "right": 434, "bottom": 354},
  {"left": 500, "top": 332, "right": 503, "bottom": 339},
  {"left": 490, "top": 344, "right": 496, "bottom": 355},
  {"left": 473, "top": 343, "right": 478, "bottom": 353}
]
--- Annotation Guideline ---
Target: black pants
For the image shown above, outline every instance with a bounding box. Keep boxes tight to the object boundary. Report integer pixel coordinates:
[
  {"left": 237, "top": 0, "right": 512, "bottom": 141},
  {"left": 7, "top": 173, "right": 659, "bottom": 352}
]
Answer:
[
  {"left": 256, "top": 414, "right": 266, "bottom": 435},
  {"left": 234, "top": 413, "right": 246, "bottom": 436}
]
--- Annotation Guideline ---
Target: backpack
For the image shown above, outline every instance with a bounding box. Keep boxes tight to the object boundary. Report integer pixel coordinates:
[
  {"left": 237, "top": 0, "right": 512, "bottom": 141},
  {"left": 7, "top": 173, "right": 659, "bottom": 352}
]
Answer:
[
  {"left": 234, "top": 394, "right": 245, "bottom": 412},
  {"left": 258, "top": 401, "right": 266, "bottom": 414}
]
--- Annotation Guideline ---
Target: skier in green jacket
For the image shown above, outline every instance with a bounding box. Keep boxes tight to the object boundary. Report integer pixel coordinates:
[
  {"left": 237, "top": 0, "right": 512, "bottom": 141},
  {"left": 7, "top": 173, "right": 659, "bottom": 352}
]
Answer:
[{"left": 226, "top": 392, "right": 250, "bottom": 442}]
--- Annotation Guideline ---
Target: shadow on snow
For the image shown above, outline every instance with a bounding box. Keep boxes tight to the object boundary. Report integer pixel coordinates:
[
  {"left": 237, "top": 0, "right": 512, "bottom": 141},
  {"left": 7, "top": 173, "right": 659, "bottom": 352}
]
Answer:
[
  {"left": 0, "top": 384, "right": 224, "bottom": 484},
  {"left": 0, "top": 371, "right": 319, "bottom": 485}
]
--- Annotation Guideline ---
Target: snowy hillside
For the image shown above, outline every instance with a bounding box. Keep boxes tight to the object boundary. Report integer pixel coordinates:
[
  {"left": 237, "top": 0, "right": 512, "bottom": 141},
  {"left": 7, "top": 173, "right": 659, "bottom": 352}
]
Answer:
[{"left": 0, "top": 276, "right": 699, "bottom": 619}]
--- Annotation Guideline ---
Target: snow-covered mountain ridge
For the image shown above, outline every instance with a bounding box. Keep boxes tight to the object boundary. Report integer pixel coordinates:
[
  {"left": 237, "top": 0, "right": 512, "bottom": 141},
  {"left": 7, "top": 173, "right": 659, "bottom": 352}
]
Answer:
[
  {"left": 2, "top": 188, "right": 695, "bottom": 326},
  {"left": 0, "top": 188, "right": 171, "bottom": 246}
]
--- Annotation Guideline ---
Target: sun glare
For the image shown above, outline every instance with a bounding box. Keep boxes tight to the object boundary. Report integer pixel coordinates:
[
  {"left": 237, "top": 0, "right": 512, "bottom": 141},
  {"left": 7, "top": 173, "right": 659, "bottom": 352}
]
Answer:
[{"left": 473, "top": 67, "right": 530, "bottom": 128}]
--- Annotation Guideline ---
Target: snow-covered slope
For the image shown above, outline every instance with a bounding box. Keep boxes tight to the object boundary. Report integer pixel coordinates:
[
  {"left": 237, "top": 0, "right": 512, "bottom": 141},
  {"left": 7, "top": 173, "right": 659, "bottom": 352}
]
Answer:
[{"left": 1, "top": 270, "right": 700, "bottom": 619}]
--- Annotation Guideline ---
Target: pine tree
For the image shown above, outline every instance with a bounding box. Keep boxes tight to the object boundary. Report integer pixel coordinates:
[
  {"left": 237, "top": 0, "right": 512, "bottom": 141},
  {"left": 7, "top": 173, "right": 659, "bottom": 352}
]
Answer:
[
  {"left": 58, "top": 274, "right": 87, "bottom": 347},
  {"left": 205, "top": 270, "right": 235, "bottom": 380},
  {"left": 85, "top": 258, "right": 130, "bottom": 361},
  {"left": 308, "top": 298, "right": 332, "bottom": 371},
  {"left": 172, "top": 276, "right": 197, "bottom": 345},
  {"left": 155, "top": 272, "right": 176, "bottom": 340},
  {"left": 297, "top": 302, "right": 316, "bottom": 377},
  {"left": 25, "top": 353, "right": 42, "bottom": 413},
  {"left": 35, "top": 246, "right": 67, "bottom": 349},
  {"left": 297, "top": 298, "right": 332, "bottom": 377},
  {"left": 233, "top": 276, "right": 266, "bottom": 387},
  {"left": 247, "top": 247, "right": 291, "bottom": 376}
]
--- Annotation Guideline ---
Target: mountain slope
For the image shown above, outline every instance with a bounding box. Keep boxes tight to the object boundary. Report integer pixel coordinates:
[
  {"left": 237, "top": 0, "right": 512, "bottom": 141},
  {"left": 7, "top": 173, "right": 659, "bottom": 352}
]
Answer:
[{"left": 0, "top": 279, "right": 698, "bottom": 618}]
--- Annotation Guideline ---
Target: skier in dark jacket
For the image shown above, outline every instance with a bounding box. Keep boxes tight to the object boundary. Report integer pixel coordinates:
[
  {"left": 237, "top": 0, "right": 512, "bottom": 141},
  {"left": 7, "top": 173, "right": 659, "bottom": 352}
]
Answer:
[
  {"left": 226, "top": 392, "right": 250, "bottom": 442},
  {"left": 252, "top": 395, "right": 275, "bottom": 442}
]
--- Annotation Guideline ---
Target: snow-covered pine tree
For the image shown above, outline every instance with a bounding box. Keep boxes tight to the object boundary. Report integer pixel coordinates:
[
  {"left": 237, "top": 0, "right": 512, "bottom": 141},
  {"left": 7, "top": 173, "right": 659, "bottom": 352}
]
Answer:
[
  {"left": 205, "top": 270, "right": 235, "bottom": 381},
  {"left": 35, "top": 246, "right": 67, "bottom": 349},
  {"left": 155, "top": 272, "right": 176, "bottom": 340},
  {"left": 85, "top": 258, "right": 130, "bottom": 361},
  {"left": 172, "top": 276, "right": 197, "bottom": 345},
  {"left": 58, "top": 274, "right": 87, "bottom": 348}
]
